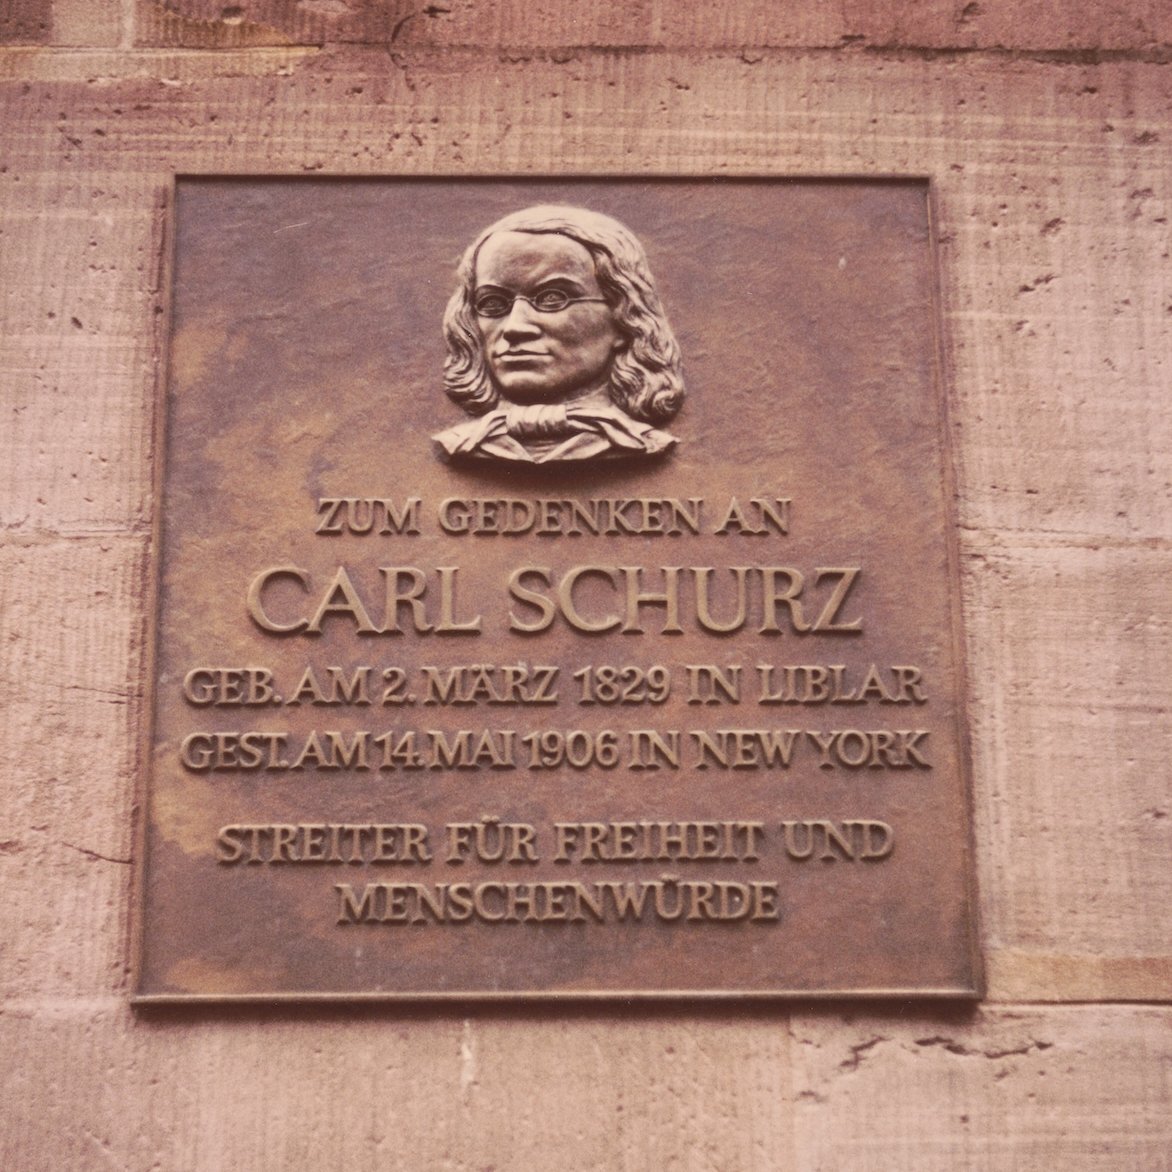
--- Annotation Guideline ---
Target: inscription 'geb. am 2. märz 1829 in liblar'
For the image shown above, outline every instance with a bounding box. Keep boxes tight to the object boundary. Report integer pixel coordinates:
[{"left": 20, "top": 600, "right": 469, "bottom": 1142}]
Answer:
[{"left": 180, "top": 661, "right": 927, "bottom": 709}]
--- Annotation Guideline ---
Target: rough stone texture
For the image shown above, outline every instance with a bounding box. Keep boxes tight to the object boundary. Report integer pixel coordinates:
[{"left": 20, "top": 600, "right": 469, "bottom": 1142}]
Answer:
[
  {"left": 0, "top": 537, "right": 144, "bottom": 997},
  {"left": 0, "top": 0, "right": 52, "bottom": 44},
  {"left": 132, "top": 0, "right": 1172, "bottom": 52},
  {"left": 969, "top": 544, "right": 1171, "bottom": 956},
  {"left": 0, "top": 0, "right": 1169, "bottom": 1165},
  {"left": 50, "top": 0, "right": 125, "bottom": 48},
  {"left": 791, "top": 1007, "right": 1172, "bottom": 1169},
  {"left": 0, "top": 1005, "right": 796, "bottom": 1169}
]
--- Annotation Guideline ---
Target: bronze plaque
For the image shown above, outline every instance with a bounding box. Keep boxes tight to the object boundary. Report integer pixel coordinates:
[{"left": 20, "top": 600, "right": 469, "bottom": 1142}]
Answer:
[{"left": 134, "top": 178, "right": 981, "bottom": 1001}]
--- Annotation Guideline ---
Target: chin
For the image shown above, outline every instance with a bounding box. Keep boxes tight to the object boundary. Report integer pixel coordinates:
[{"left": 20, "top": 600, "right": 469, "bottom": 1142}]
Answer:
[{"left": 496, "top": 384, "right": 566, "bottom": 404}]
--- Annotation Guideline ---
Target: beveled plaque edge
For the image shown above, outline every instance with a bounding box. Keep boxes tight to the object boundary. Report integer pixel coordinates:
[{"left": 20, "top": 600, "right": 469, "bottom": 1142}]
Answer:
[
  {"left": 131, "top": 983, "right": 983, "bottom": 1007},
  {"left": 926, "top": 177, "right": 985, "bottom": 1002},
  {"left": 129, "top": 175, "right": 180, "bottom": 1005}
]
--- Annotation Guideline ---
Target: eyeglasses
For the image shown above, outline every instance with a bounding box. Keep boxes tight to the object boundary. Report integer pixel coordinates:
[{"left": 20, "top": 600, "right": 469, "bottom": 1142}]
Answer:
[{"left": 473, "top": 289, "right": 608, "bottom": 317}]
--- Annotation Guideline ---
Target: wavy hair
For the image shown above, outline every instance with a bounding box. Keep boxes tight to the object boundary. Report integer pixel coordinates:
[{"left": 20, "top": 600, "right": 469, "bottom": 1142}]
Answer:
[{"left": 442, "top": 205, "right": 685, "bottom": 423}]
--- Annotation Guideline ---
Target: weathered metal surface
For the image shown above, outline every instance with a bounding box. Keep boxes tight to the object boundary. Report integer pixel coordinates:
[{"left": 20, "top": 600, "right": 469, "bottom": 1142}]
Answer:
[{"left": 134, "top": 177, "right": 980, "bottom": 1000}]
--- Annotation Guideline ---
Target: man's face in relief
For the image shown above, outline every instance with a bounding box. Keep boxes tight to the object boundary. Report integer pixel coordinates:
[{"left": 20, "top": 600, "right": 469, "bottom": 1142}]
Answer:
[{"left": 472, "top": 230, "right": 623, "bottom": 406}]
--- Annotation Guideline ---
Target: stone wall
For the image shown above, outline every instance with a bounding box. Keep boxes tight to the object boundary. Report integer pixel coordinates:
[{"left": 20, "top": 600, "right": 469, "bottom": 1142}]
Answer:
[{"left": 1, "top": 2, "right": 1169, "bottom": 1167}]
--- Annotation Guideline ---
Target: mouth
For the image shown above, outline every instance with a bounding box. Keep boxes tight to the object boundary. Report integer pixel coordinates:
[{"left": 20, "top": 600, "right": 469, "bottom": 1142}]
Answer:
[{"left": 494, "top": 350, "right": 549, "bottom": 367}]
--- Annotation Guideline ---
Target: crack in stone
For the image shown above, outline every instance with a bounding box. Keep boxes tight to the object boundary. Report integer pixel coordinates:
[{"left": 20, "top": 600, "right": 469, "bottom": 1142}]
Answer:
[
  {"left": 914, "top": 1035, "right": 1055, "bottom": 1059},
  {"left": 63, "top": 842, "right": 132, "bottom": 865},
  {"left": 838, "top": 1035, "right": 888, "bottom": 1072}
]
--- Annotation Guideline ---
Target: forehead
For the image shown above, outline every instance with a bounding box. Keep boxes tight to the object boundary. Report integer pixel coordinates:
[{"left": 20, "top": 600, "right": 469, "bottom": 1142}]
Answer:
[{"left": 474, "top": 230, "right": 599, "bottom": 288}]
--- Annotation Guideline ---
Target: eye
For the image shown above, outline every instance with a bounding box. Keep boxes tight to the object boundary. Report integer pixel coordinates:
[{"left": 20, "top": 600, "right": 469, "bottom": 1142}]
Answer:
[
  {"left": 532, "top": 288, "right": 572, "bottom": 312},
  {"left": 473, "top": 292, "right": 512, "bottom": 317}
]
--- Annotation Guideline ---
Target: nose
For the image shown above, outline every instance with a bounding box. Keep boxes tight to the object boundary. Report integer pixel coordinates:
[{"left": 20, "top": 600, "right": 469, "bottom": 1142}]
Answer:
[{"left": 500, "top": 297, "right": 543, "bottom": 342}]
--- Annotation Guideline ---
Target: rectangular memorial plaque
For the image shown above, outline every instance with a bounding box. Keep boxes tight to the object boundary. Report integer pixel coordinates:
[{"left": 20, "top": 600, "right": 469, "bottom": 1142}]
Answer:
[{"left": 134, "top": 177, "right": 981, "bottom": 1001}]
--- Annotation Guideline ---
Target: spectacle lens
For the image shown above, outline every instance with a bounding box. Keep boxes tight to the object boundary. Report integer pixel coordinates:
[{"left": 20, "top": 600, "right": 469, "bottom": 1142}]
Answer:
[{"left": 473, "top": 289, "right": 605, "bottom": 317}]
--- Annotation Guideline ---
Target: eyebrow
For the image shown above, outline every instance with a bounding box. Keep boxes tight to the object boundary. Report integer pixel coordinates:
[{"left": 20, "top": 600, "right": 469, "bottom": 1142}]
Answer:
[{"left": 473, "top": 274, "right": 589, "bottom": 292}]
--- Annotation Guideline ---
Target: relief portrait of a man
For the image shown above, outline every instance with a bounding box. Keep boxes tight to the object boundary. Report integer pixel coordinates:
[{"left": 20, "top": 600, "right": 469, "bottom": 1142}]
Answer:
[{"left": 432, "top": 205, "right": 685, "bottom": 464}]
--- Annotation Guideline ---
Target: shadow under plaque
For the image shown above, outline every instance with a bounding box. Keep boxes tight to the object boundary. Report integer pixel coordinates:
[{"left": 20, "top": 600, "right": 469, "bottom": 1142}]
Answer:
[{"left": 134, "top": 177, "right": 981, "bottom": 1003}]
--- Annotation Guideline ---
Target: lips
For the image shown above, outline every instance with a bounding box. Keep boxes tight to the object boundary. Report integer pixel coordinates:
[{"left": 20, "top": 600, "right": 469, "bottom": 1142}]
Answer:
[{"left": 495, "top": 349, "right": 549, "bottom": 366}]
